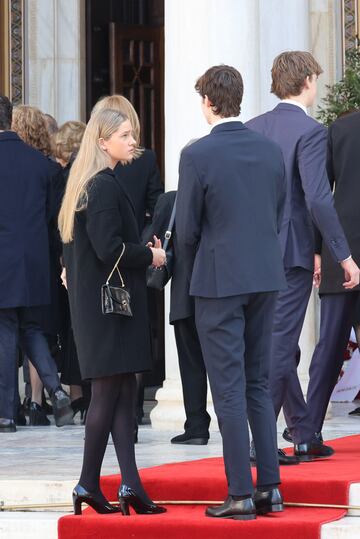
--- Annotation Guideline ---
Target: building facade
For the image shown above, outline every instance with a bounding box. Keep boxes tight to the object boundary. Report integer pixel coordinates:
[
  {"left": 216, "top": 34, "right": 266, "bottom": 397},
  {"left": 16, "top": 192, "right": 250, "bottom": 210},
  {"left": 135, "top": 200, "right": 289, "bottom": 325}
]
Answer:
[{"left": 1, "top": 0, "right": 359, "bottom": 428}]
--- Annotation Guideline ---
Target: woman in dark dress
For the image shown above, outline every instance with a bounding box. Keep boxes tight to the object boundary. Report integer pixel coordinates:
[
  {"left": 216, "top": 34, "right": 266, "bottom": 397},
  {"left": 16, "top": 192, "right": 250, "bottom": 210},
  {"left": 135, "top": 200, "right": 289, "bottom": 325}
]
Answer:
[{"left": 58, "top": 108, "right": 166, "bottom": 515}]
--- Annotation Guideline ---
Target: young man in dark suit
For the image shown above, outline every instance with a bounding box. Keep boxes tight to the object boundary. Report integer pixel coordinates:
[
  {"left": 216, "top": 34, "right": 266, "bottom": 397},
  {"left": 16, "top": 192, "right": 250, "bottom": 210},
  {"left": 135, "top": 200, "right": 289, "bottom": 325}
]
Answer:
[
  {"left": 176, "top": 66, "right": 286, "bottom": 520},
  {"left": 0, "top": 95, "right": 72, "bottom": 432},
  {"left": 306, "top": 110, "right": 360, "bottom": 435},
  {"left": 246, "top": 52, "right": 359, "bottom": 461}
]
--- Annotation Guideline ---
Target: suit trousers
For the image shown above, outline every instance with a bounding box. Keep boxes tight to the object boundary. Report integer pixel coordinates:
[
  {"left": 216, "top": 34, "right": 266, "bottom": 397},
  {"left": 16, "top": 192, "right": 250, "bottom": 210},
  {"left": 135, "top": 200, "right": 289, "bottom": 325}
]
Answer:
[
  {"left": 270, "top": 267, "right": 314, "bottom": 444},
  {"left": 173, "top": 317, "right": 210, "bottom": 437},
  {"left": 0, "top": 307, "right": 60, "bottom": 419},
  {"left": 195, "top": 292, "right": 280, "bottom": 496},
  {"left": 307, "top": 292, "right": 360, "bottom": 433}
]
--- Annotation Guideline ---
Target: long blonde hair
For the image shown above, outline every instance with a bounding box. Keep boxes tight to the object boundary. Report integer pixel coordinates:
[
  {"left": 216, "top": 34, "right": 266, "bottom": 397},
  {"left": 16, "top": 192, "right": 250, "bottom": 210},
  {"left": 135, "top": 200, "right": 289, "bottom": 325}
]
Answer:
[
  {"left": 92, "top": 95, "right": 143, "bottom": 160},
  {"left": 58, "top": 109, "right": 127, "bottom": 243}
]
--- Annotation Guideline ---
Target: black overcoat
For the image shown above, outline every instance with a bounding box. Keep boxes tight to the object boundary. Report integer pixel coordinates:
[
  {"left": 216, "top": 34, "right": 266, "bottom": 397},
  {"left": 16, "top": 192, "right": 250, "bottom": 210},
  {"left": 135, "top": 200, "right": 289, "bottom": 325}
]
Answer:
[
  {"left": 319, "top": 111, "right": 360, "bottom": 294},
  {"left": 63, "top": 169, "right": 153, "bottom": 379},
  {"left": 114, "top": 149, "right": 163, "bottom": 236},
  {"left": 0, "top": 131, "right": 53, "bottom": 308}
]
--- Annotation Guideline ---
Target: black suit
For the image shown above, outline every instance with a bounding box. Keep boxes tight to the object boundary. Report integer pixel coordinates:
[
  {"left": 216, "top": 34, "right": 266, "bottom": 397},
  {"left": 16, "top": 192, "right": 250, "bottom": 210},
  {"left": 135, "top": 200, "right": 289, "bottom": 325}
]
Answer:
[
  {"left": 150, "top": 191, "right": 210, "bottom": 437},
  {"left": 307, "top": 111, "right": 360, "bottom": 433},
  {"left": 0, "top": 132, "right": 62, "bottom": 420},
  {"left": 176, "top": 121, "right": 286, "bottom": 496}
]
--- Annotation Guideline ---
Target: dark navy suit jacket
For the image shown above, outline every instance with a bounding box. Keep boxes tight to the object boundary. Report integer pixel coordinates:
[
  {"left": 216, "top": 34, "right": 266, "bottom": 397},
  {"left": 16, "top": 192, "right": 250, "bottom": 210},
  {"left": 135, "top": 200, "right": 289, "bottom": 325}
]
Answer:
[
  {"left": 246, "top": 103, "right": 350, "bottom": 271},
  {"left": 176, "top": 121, "right": 287, "bottom": 298},
  {"left": 0, "top": 131, "right": 52, "bottom": 308}
]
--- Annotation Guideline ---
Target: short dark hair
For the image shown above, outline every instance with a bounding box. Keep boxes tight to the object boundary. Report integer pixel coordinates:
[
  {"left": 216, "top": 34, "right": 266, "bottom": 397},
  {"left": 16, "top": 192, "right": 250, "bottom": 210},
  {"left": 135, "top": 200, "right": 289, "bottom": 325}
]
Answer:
[
  {"left": 271, "top": 51, "right": 323, "bottom": 99},
  {"left": 195, "top": 65, "right": 244, "bottom": 117},
  {"left": 0, "top": 95, "right": 13, "bottom": 130}
]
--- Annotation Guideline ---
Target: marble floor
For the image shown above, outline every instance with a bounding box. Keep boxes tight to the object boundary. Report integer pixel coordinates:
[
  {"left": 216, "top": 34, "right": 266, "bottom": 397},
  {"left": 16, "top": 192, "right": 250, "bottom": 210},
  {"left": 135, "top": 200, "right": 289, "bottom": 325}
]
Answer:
[{"left": 0, "top": 400, "right": 359, "bottom": 482}]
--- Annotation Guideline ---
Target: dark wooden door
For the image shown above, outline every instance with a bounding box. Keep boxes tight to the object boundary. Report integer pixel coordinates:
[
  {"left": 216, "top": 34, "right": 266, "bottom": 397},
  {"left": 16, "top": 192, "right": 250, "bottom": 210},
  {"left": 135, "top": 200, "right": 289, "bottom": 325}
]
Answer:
[{"left": 109, "top": 24, "right": 164, "bottom": 176}]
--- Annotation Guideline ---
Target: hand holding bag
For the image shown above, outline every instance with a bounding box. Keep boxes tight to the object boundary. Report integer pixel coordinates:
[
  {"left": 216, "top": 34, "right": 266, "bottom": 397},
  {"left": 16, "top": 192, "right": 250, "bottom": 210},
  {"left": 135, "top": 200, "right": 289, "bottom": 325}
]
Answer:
[
  {"left": 101, "top": 244, "right": 132, "bottom": 317},
  {"left": 146, "top": 196, "right": 177, "bottom": 290}
]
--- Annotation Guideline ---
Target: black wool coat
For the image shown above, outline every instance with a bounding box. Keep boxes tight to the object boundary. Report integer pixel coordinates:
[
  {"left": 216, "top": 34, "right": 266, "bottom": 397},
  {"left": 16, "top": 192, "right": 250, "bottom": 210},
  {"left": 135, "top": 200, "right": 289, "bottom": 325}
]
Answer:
[
  {"left": 0, "top": 132, "right": 53, "bottom": 308},
  {"left": 319, "top": 111, "right": 360, "bottom": 294},
  {"left": 114, "top": 149, "right": 163, "bottom": 236},
  {"left": 63, "top": 169, "right": 153, "bottom": 380}
]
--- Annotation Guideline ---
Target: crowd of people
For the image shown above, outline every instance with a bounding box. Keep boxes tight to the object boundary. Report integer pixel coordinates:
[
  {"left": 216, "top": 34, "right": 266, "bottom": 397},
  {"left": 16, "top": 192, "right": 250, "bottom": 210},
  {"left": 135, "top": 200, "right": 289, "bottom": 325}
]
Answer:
[{"left": 0, "top": 49, "right": 359, "bottom": 520}]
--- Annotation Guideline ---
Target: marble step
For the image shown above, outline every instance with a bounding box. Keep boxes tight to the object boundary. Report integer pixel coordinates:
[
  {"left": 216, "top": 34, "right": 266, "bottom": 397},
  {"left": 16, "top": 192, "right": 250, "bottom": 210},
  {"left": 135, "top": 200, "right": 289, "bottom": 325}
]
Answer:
[
  {"left": 0, "top": 512, "right": 360, "bottom": 539},
  {"left": 0, "top": 512, "right": 65, "bottom": 539},
  {"left": 1, "top": 479, "right": 360, "bottom": 514}
]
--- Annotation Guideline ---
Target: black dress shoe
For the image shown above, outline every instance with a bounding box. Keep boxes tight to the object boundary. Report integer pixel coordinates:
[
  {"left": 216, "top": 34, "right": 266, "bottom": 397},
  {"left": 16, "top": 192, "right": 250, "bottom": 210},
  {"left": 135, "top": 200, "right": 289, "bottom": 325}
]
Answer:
[
  {"left": 29, "top": 402, "right": 50, "bottom": 426},
  {"left": 72, "top": 484, "right": 121, "bottom": 515},
  {"left": 254, "top": 488, "right": 284, "bottom": 515},
  {"left": 171, "top": 432, "right": 209, "bottom": 445},
  {"left": 51, "top": 388, "right": 73, "bottom": 427},
  {"left": 294, "top": 441, "right": 334, "bottom": 461},
  {"left": 250, "top": 445, "right": 299, "bottom": 465},
  {"left": 118, "top": 484, "right": 166, "bottom": 515},
  {"left": 0, "top": 417, "right": 16, "bottom": 432},
  {"left": 0, "top": 418, "right": 17, "bottom": 433},
  {"left": 206, "top": 496, "right": 256, "bottom": 520},
  {"left": 349, "top": 407, "right": 360, "bottom": 416},
  {"left": 283, "top": 429, "right": 324, "bottom": 444},
  {"left": 16, "top": 405, "right": 27, "bottom": 426},
  {"left": 282, "top": 427, "right": 293, "bottom": 443}
]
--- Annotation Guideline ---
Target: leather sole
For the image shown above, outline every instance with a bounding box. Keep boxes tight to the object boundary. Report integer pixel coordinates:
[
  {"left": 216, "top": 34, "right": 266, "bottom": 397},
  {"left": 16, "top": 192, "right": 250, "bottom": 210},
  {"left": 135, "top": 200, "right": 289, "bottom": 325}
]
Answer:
[
  {"left": 295, "top": 454, "right": 332, "bottom": 462},
  {"left": 256, "top": 503, "right": 284, "bottom": 515},
  {"left": 206, "top": 513, "right": 256, "bottom": 520},
  {"left": 171, "top": 437, "right": 208, "bottom": 445}
]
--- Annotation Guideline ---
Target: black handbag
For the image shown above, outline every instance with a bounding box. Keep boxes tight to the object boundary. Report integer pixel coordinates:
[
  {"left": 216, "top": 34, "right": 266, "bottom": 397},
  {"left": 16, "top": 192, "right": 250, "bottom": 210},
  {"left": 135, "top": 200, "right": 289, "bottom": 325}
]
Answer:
[
  {"left": 101, "top": 244, "right": 133, "bottom": 317},
  {"left": 146, "top": 195, "right": 177, "bottom": 291}
]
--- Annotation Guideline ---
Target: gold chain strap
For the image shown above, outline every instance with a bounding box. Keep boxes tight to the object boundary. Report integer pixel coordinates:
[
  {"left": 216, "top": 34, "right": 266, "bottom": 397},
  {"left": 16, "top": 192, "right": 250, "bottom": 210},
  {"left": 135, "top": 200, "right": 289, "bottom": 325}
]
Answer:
[{"left": 105, "top": 243, "right": 125, "bottom": 288}]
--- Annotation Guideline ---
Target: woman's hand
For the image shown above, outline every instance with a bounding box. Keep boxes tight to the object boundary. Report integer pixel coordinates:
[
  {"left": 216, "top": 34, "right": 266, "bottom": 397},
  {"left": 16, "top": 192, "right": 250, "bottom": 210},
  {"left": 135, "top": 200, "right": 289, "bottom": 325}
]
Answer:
[
  {"left": 149, "top": 236, "right": 166, "bottom": 267},
  {"left": 61, "top": 267, "right": 68, "bottom": 290}
]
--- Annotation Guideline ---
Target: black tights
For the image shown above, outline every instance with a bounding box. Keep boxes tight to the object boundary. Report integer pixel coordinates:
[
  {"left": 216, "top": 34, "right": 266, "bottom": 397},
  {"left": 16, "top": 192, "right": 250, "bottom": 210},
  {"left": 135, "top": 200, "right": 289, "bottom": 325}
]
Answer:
[{"left": 79, "top": 373, "right": 149, "bottom": 501}]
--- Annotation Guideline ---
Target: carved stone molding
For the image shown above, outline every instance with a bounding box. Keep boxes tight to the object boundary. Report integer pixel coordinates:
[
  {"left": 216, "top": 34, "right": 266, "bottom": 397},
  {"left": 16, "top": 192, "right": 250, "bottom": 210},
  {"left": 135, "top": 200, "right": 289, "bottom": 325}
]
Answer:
[
  {"left": 342, "top": 0, "right": 359, "bottom": 52},
  {"left": 10, "top": 0, "right": 24, "bottom": 104}
]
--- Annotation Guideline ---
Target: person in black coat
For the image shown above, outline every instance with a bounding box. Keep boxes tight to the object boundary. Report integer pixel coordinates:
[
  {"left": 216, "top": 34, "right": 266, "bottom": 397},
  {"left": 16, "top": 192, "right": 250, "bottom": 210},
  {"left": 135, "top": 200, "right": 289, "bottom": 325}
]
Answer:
[
  {"left": 0, "top": 96, "right": 72, "bottom": 433},
  {"left": 92, "top": 95, "right": 164, "bottom": 430},
  {"left": 60, "top": 108, "right": 166, "bottom": 516},
  {"left": 306, "top": 110, "right": 360, "bottom": 433},
  {"left": 149, "top": 190, "right": 211, "bottom": 444}
]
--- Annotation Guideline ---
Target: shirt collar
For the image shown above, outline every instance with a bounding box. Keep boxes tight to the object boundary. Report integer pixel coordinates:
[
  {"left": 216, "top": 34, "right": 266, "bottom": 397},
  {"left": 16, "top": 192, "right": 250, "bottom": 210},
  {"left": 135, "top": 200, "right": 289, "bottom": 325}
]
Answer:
[
  {"left": 281, "top": 99, "right": 308, "bottom": 115},
  {"left": 211, "top": 116, "right": 241, "bottom": 129}
]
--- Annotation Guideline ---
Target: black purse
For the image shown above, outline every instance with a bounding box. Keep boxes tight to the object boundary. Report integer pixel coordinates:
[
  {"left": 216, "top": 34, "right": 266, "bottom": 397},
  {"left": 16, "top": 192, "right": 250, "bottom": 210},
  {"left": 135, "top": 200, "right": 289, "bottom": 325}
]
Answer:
[
  {"left": 101, "top": 244, "right": 133, "bottom": 317},
  {"left": 146, "top": 196, "right": 177, "bottom": 291}
]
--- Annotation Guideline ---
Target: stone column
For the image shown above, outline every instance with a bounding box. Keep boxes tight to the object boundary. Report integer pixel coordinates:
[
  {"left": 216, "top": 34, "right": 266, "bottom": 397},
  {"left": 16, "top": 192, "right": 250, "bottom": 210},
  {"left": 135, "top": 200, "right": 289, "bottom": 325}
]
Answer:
[
  {"left": 24, "top": 0, "right": 85, "bottom": 123},
  {"left": 151, "top": 0, "right": 316, "bottom": 431}
]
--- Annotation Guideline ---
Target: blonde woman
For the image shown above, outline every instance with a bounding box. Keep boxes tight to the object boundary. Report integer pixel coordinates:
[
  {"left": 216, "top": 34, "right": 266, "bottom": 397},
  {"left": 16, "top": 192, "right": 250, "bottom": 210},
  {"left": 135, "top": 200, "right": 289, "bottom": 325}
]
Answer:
[
  {"left": 93, "top": 96, "right": 164, "bottom": 431},
  {"left": 59, "top": 108, "right": 166, "bottom": 516},
  {"left": 92, "top": 95, "right": 163, "bottom": 238}
]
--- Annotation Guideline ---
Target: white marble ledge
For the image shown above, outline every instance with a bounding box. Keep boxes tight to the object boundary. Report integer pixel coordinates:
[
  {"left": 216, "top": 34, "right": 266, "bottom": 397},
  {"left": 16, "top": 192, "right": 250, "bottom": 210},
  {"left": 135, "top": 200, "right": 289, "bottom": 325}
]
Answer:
[
  {"left": 0, "top": 511, "right": 64, "bottom": 539},
  {"left": 321, "top": 517, "right": 360, "bottom": 539}
]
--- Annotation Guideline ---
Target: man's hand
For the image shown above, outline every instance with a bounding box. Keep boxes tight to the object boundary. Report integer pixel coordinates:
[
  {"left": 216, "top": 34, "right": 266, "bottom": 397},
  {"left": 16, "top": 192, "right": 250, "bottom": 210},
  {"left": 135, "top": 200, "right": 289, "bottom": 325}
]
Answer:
[
  {"left": 313, "top": 254, "right": 321, "bottom": 288},
  {"left": 340, "top": 257, "right": 360, "bottom": 289}
]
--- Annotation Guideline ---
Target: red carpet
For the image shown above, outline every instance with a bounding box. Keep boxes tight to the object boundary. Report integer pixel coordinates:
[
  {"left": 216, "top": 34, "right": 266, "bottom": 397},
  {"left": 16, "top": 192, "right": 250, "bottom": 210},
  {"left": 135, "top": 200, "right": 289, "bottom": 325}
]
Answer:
[{"left": 58, "top": 434, "right": 360, "bottom": 539}]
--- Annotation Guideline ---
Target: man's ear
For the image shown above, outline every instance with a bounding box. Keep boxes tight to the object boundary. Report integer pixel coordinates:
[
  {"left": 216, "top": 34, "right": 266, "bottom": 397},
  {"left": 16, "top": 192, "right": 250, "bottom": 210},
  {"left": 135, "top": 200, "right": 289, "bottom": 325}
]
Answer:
[
  {"left": 204, "top": 95, "right": 213, "bottom": 109},
  {"left": 303, "top": 75, "right": 311, "bottom": 90}
]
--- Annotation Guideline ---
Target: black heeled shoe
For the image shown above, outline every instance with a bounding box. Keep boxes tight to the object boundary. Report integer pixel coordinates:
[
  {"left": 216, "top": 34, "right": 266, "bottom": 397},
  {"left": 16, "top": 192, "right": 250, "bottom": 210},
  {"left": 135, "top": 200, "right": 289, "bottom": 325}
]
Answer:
[
  {"left": 118, "top": 484, "right": 167, "bottom": 515},
  {"left": 71, "top": 398, "right": 88, "bottom": 423},
  {"left": 72, "top": 484, "right": 121, "bottom": 515}
]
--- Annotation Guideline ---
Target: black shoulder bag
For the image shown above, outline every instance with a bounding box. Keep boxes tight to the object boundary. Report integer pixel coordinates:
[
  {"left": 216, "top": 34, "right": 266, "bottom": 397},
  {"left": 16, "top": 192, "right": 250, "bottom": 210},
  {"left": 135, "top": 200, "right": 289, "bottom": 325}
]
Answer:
[{"left": 101, "top": 244, "right": 133, "bottom": 317}]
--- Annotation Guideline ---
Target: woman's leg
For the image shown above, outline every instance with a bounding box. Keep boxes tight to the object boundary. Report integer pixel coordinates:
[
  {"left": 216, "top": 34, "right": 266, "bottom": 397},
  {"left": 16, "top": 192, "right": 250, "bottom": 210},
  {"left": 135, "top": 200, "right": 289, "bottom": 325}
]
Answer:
[
  {"left": 78, "top": 375, "right": 121, "bottom": 495},
  {"left": 111, "top": 373, "right": 151, "bottom": 501}
]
